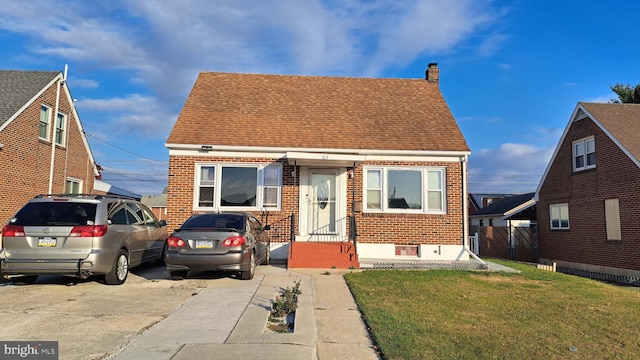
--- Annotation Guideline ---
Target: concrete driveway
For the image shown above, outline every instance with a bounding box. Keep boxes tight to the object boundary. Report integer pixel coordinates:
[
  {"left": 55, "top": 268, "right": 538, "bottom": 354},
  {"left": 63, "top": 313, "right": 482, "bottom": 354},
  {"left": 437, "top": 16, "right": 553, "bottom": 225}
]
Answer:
[{"left": 0, "top": 263, "right": 260, "bottom": 360}]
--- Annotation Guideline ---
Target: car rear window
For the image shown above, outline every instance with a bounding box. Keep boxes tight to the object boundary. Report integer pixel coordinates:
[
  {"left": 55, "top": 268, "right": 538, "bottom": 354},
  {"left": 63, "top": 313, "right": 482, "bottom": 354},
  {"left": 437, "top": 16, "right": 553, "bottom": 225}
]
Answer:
[
  {"left": 181, "top": 214, "right": 245, "bottom": 231},
  {"left": 10, "top": 202, "right": 97, "bottom": 226}
]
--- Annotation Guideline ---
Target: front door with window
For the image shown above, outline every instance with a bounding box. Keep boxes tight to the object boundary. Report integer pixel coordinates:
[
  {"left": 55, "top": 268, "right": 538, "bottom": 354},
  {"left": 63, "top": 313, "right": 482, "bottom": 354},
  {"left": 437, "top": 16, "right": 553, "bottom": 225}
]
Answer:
[
  {"left": 308, "top": 170, "right": 337, "bottom": 234},
  {"left": 298, "top": 168, "right": 346, "bottom": 241}
]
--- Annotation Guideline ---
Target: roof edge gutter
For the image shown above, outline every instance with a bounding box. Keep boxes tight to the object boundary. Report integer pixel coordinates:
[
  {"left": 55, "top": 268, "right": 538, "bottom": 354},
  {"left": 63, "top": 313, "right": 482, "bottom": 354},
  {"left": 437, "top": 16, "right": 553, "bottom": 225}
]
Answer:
[{"left": 165, "top": 143, "right": 470, "bottom": 157}]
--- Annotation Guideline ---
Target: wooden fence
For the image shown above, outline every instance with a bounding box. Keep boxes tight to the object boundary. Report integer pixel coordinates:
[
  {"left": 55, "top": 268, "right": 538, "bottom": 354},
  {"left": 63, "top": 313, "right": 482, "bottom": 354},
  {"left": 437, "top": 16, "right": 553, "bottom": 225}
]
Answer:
[{"left": 469, "top": 225, "right": 538, "bottom": 262}]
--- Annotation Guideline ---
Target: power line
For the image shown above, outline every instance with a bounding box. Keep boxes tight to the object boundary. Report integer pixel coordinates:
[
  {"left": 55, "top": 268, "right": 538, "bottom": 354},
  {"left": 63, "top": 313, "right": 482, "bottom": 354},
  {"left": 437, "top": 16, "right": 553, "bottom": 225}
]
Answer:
[
  {"left": 101, "top": 179, "right": 167, "bottom": 182},
  {"left": 100, "top": 160, "right": 167, "bottom": 163},
  {"left": 85, "top": 132, "right": 167, "bottom": 164}
]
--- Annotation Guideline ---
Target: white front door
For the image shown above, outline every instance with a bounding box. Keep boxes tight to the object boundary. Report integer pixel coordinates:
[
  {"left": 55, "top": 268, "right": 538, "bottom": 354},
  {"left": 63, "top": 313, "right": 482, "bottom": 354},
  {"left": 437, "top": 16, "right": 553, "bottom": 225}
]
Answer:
[
  {"left": 297, "top": 167, "right": 347, "bottom": 241},
  {"left": 308, "top": 169, "right": 337, "bottom": 234}
]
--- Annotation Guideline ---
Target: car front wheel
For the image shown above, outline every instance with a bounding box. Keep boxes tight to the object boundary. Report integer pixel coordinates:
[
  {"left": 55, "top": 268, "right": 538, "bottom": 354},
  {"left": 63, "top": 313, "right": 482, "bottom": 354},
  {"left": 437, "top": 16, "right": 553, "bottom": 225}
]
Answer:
[
  {"left": 105, "top": 249, "right": 129, "bottom": 285},
  {"left": 240, "top": 250, "right": 255, "bottom": 280}
]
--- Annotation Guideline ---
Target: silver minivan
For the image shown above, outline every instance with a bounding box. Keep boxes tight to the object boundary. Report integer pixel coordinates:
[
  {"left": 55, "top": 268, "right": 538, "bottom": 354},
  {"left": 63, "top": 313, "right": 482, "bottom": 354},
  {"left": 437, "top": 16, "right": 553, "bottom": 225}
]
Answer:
[{"left": 0, "top": 194, "right": 168, "bottom": 285}]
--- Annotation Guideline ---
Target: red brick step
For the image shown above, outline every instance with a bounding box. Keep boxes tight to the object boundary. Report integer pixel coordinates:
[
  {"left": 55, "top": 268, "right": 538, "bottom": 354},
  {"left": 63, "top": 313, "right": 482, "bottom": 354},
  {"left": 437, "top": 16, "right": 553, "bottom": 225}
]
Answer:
[{"left": 288, "top": 242, "right": 359, "bottom": 269}]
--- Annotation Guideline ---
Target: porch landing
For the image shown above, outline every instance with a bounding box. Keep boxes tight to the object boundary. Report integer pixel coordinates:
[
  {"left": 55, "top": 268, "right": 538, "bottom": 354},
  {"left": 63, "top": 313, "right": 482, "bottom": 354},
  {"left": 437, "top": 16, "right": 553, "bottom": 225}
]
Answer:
[{"left": 287, "top": 242, "right": 359, "bottom": 269}]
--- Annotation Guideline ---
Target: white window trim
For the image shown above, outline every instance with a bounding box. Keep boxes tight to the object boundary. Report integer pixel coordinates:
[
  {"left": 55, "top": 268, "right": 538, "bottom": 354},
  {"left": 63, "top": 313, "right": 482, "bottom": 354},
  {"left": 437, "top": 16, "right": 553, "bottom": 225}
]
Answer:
[
  {"left": 193, "top": 162, "right": 282, "bottom": 211},
  {"left": 362, "top": 166, "right": 447, "bottom": 214},
  {"left": 572, "top": 136, "right": 595, "bottom": 172},
  {"left": 549, "top": 203, "right": 569, "bottom": 230},
  {"left": 66, "top": 177, "right": 83, "bottom": 194},
  {"left": 39, "top": 105, "right": 51, "bottom": 141},
  {"left": 55, "top": 112, "right": 67, "bottom": 146}
]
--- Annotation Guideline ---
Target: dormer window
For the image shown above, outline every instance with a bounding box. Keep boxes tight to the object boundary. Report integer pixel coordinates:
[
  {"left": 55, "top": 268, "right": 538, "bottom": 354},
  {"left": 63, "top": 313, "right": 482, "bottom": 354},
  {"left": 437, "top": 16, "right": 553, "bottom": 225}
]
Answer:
[{"left": 573, "top": 137, "right": 595, "bottom": 172}]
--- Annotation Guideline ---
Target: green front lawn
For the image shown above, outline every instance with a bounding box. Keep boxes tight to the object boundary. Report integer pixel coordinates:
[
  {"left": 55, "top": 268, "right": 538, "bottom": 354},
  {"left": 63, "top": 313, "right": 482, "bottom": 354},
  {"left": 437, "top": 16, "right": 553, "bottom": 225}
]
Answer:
[{"left": 345, "top": 260, "right": 640, "bottom": 360}]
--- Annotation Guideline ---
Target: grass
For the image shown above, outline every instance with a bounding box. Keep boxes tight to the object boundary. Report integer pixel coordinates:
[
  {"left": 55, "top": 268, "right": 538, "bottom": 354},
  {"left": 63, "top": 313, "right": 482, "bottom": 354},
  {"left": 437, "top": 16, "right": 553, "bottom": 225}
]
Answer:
[{"left": 344, "top": 259, "right": 640, "bottom": 360}]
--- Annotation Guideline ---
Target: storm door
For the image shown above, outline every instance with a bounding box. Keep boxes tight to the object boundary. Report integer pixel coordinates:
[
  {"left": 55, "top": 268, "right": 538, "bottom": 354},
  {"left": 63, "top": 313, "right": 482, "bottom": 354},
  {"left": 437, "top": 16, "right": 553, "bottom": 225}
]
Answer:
[{"left": 307, "top": 169, "right": 337, "bottom": 234}]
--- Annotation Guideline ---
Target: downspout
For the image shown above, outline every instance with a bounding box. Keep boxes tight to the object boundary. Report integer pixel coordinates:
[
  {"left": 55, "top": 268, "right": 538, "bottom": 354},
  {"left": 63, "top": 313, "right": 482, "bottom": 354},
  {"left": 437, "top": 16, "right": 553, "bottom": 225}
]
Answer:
[
  {"left": 462, "top": 154, "right": 486, "bottom": 266},
  {"left": 292, "top": 160, "right": 297, "bottom": 238},
  {"left": 63, "top": 99, "right": 73, "bottom": 192},
  {"left": 351, "top": 162, "right": 357, "bottom": 254},
  {"left": 48, "top": 69, "right": 65, "bottom": 194}
]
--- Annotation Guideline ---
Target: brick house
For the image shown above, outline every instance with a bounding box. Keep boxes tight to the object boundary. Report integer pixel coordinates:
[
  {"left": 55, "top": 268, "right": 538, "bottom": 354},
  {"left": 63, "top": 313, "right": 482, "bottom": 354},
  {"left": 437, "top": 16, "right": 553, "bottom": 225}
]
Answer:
[
  {"left": 165, "top": 64, "right": 473, "bottom": 268},
  {"left": 536, "top": 102, "right": 640, "bottom": 283},
  {"left": 0, "top": 69, "right": 100, "bottom": 224}
]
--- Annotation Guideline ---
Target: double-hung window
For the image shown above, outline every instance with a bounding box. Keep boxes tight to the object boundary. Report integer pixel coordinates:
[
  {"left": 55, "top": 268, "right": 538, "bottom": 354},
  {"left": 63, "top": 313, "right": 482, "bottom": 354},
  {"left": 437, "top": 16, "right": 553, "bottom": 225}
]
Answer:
[
  {"left": 65, "top": 178, "right": 82, "bottom": 194},
  {"left": 262, "top": 166, "right": 280, "bottom": 207},
  {"left": 55, "top": 112, "right": 66, "bottom": 146},
  {"left": 573, "top": 137, "right": 595, "bottom": 171},
  {"left": 364, "top": 167, "right": 446, "bottom": 213},
  {"left": 195, "top": 163, "right": 282, "bottom": 210},
  {"left": 39, "top": 105, "right": 51, "bottom": 140},
  {"left": 549, "top": 203, "right": 569, "bottom": 229}
]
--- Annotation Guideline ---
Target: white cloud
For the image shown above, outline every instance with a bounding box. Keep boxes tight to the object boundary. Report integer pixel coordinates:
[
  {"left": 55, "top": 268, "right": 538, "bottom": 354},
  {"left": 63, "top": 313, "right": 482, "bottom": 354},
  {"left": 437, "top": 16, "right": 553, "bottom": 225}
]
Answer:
[
  {"left": 79, "top": 94, "right": 156, "bottom": 112},
  {"left": 77, "top": 95, "right": 176, "bottom": 138},
  {"left": 477, "top": 32, "right": 508, "bottom": 57},
  {"left": 1, "top": 0, "right": 506, "bottom": 89},
  {"left": 584, "top": 95, "right": 612, "bottom": 103},
  {"left": 68, "top": 77, "right": 98, "bottom": 88},
  {"left": 469, "top": 143, "right": 554, "bottom": 193}
]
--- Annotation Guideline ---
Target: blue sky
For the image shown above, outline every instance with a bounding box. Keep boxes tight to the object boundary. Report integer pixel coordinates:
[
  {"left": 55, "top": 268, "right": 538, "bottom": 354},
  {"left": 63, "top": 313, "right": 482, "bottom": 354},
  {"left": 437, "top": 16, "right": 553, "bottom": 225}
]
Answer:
[{"left": 1, "top": 0, "right": 639, "bottom": 195}]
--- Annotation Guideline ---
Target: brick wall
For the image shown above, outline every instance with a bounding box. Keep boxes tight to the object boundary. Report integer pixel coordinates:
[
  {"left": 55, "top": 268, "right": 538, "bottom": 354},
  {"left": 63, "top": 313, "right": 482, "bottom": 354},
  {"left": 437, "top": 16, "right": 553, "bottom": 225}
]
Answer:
[
  {"left": 537, "top": 117, "right": 640, "bottom": 271},
  {"left": 167, "top": 155, "right": 465, "bottom": 246},
  {"left": 0, "top": 82, "right": 96, "bottom": 224}
]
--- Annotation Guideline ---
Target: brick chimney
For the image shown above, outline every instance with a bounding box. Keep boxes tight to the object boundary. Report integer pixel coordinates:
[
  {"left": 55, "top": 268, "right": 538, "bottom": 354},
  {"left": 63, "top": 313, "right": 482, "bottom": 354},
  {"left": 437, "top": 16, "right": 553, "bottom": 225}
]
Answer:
[{"left": 426, "top": 63, "right": 439, "bottom": 83}]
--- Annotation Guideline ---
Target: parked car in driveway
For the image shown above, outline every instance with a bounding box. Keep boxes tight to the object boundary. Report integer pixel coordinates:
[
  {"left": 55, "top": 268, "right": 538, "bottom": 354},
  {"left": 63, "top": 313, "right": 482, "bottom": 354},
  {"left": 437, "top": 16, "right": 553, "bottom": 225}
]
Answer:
[
  {"left": 165, "top": 212, "right": 270, "bottom": 280},
  {"left": 0, "top": 194, "right": 169, "bottom": 285}
]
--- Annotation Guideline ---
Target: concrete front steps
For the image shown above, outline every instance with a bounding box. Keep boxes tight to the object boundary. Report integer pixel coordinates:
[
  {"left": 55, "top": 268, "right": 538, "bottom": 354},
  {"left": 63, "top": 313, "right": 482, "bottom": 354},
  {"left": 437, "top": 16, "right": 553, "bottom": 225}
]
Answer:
[{"left": 287, "top": 242, "right": 359, "bottom": 269}]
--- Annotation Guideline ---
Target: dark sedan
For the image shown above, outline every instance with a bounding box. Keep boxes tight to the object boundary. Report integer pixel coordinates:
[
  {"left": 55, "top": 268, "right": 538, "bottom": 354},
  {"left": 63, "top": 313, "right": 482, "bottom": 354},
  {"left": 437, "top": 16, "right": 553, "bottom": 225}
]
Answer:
[{"left": 165, "top": 212, "right": 270, "bottom": 280}]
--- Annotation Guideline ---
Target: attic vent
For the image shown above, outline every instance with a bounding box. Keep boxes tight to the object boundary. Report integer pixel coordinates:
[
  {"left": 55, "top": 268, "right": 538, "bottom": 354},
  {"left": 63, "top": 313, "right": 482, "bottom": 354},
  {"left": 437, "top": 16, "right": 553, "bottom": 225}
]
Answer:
[{"left": 574, "top": 109, "right": 588, "bottom": 121}]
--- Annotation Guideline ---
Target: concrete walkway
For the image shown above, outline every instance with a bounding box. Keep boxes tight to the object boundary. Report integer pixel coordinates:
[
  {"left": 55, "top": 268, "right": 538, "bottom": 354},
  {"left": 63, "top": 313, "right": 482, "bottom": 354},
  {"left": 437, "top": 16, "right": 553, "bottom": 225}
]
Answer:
[
  {"left": 112, "top": 260, "right": 516, "bottom": 359},
  {"left": 111, "top": 265, "right": 379, "bottom": 360}
]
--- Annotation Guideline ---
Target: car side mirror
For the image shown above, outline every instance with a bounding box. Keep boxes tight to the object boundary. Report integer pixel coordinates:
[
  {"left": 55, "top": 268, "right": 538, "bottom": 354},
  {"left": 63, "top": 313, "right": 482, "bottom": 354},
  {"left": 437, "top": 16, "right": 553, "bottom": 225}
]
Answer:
[
  {"left": 263, "top": 225, "right": 271, "bottom": 231},
  {"left": 160, "top": 220, "right": 167, "bottom": 227}
]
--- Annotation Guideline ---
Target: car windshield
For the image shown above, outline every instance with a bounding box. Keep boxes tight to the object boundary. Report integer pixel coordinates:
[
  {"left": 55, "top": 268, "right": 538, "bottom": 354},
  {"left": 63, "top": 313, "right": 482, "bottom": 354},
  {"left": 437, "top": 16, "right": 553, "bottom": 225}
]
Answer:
[
  {"left": 10, "top": 202, "right": 97, "bottom": 226},
  {"left": 181, "top": 214, "right": 245, "bottom": 231}
]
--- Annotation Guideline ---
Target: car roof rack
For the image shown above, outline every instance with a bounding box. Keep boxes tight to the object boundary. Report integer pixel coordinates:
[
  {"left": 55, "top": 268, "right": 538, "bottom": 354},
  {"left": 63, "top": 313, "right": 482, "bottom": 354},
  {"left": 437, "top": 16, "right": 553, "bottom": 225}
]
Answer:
[{"left": 34, "top": 193, "right": 138, "bottom": 200}]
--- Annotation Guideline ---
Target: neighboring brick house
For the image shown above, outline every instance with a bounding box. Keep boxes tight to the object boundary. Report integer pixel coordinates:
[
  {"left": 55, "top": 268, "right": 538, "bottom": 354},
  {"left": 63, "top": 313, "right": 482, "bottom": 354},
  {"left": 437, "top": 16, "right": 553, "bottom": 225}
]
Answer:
[
  {"left": 469, "top": 192, "right": 537, "bottom": 262},
  {"left": 536, "top": 102, "right": 640, "bottom": 283},
  {"left": 141, "top": 188, "right": 168, "bottom": 221},
  {"left": 0, "top": 69, "right": 100, "bottom": 224},
  {"left": 166, "top": 64, "right": 473, "bottom": 268}
]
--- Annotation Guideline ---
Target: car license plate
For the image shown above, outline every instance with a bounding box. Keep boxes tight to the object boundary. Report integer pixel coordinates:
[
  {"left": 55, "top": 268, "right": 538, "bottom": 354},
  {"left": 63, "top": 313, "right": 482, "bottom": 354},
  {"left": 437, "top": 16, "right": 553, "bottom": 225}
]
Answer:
[
  {"left": 195, "top": 240, "right": 213, "bottom": 248},
  {"left": 37, "top": 237, "right": 57, "bottom": 247}
]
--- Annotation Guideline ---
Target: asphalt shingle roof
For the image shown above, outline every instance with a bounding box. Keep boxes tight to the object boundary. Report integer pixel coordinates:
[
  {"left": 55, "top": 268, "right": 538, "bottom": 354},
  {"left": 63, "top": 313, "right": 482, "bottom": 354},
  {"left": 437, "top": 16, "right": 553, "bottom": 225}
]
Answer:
[
  {"left": 470, "top": 192, "right": 535, "bottom": 217},
  {"left": 0, "top": 70, "right": 60, "bottom": 127},
  {"left": 580, "top": 102, "right": 640, "bottom": 162},
  {"left": 168, "top": 72, "right": 469, "bottom": 152}
]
